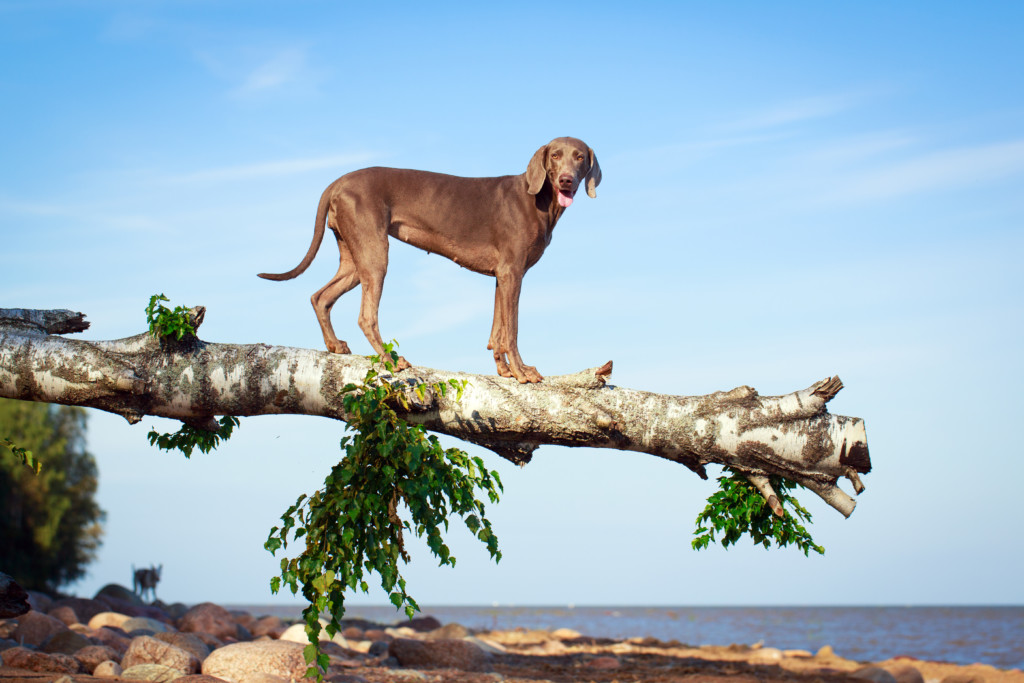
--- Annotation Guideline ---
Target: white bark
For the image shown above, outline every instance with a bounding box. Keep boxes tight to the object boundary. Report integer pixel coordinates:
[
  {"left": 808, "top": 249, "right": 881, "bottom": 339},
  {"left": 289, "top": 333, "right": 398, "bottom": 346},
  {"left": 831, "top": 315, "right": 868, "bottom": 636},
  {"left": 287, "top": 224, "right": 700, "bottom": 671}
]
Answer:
[{"left": 0, "top": 307, "right": 871, "bottom": 517}]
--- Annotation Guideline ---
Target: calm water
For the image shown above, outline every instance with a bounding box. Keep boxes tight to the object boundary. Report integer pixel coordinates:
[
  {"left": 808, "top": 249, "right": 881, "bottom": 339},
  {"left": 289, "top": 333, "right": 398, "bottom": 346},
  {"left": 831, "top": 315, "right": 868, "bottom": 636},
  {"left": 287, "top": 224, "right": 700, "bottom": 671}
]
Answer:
[{"left": 232, "top": 604, "right": 1024, "bottom": 670}]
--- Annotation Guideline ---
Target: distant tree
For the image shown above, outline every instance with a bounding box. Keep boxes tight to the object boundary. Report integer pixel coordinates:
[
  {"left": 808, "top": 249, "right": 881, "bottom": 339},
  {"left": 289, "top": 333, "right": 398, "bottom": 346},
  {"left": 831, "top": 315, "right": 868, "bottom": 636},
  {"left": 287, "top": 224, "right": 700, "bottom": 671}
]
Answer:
[{"left": 0, "top": 398, "right": 105, "bottom": 592}]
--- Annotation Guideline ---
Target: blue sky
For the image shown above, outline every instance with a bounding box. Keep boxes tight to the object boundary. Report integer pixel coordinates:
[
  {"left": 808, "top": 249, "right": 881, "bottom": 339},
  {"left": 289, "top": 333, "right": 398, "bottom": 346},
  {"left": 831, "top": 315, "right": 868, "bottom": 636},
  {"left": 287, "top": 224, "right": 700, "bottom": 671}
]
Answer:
[{"left": 2, "top": 1, "right": 1023, "bottom": 609}]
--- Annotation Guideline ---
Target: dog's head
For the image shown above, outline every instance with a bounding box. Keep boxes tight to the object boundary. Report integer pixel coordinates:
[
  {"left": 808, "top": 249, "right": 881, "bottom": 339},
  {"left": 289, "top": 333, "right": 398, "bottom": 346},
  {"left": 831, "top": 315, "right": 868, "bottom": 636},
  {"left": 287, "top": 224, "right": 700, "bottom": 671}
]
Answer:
[{"left": 526, "top": 137, "right": 601, "bottom": 206}]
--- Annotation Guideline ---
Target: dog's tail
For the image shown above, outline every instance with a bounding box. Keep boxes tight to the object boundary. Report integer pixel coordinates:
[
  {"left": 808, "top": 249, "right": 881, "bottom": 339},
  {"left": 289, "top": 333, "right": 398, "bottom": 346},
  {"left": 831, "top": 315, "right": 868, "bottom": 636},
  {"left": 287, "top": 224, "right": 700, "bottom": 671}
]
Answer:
[{"left": 258, "top": 187, "right": 331, "bottom": 281}]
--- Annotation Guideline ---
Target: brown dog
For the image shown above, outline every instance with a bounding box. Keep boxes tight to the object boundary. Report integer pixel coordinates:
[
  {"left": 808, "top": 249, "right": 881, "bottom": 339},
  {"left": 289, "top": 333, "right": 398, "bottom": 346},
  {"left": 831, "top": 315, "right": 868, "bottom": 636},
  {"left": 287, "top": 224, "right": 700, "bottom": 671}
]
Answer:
[{"left": 259, "top": 137, "right": 601, "bottom": 383}]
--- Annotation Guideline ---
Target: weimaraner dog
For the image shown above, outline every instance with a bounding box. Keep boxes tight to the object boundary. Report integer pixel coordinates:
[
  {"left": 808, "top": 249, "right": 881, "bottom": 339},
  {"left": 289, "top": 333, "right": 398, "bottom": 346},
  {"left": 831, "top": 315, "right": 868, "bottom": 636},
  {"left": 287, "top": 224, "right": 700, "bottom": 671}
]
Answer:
[{"left": 259, "top": 136, "right": 601, "bottom": 383}]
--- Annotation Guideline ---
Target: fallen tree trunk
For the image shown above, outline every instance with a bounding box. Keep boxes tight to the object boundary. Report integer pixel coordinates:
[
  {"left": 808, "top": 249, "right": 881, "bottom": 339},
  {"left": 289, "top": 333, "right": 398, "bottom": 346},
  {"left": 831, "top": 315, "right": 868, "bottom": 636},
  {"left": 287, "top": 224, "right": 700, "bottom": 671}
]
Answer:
[{"left": 0, "top": 307, "right": 870, "bottom": 517}]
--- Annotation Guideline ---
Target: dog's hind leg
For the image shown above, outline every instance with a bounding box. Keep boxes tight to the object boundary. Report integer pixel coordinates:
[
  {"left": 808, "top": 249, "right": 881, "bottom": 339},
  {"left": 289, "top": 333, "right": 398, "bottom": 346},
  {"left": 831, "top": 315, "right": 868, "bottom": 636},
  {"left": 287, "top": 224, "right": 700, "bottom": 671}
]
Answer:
[{"left": 312, "top": 238, "right": 361, "bottom": 354}]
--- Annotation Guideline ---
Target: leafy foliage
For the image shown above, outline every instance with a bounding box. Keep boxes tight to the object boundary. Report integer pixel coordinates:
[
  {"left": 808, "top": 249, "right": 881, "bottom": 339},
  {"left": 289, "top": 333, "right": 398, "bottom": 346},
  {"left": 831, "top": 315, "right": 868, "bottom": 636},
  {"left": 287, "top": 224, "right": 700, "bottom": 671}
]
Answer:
[
  {"left": 0, "top": 399, "right": 105, "bottom": 591},
  {"left": 692, "top": 468, "right": 824, "bottom": 556},
  {"left": 1, "top": 434, "right": 41, "bottom": 473},
  {"left": 148, "top": 417, "right": 240, "bottom": 458},
  {"left": 145, "top": 293, "right": 196, "bottom": 341},
  {"left": 266, "top": 344, "right": 502, "bottom": 680}
]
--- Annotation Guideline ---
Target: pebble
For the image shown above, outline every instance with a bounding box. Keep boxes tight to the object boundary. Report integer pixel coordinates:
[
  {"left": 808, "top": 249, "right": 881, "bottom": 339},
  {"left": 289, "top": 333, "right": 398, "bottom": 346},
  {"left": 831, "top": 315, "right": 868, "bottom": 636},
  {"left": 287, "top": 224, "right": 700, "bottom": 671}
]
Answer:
[{"left": 93, "top": 660, "right": 124, "bottom": 678}]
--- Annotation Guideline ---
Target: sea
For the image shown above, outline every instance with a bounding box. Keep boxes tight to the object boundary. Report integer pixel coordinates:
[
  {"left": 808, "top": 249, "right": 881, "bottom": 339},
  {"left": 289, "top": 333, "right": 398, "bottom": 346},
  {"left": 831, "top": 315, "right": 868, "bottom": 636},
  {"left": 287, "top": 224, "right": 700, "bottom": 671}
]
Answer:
[{"left": 231, "top": 604, "right": 1024, "bottom": 671}]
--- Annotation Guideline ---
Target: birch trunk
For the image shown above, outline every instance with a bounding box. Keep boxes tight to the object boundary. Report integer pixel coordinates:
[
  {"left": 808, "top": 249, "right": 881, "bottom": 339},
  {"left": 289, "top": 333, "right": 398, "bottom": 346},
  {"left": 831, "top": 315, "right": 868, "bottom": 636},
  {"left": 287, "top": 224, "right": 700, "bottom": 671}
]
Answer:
[{"left": 0, "top": 307, "right": 870, "bottom": 517}]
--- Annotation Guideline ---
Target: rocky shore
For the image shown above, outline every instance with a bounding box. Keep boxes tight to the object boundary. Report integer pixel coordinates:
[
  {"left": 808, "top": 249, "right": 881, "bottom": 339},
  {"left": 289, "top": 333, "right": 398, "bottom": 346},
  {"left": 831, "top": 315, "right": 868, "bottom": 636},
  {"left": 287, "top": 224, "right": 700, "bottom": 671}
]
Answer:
[{"left": 1, "top": 585, "right": 1020, "bottom": 683}]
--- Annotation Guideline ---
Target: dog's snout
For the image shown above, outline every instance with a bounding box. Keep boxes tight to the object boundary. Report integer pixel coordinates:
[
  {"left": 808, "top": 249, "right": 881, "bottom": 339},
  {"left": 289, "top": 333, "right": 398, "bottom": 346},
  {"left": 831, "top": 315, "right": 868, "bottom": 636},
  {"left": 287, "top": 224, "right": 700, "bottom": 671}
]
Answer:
[{"left": 558, "top": 174, "right": 575, "bottom": 189}]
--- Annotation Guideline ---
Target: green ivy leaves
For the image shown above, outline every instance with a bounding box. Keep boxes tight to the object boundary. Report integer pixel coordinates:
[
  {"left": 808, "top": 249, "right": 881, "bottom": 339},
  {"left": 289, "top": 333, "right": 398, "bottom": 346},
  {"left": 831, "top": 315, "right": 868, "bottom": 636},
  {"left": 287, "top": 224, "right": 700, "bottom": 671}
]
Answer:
[
  {"left": 265, "top": 343, "right": 502, "bottom": 680},
  {"left": 1, "top": 435, "right": 41, "bottom": 473},
  {"left": 692, "top": 468, "right": 825, "bottom": 557},
  {"left": 145, "top": 293, "right": 196, "bottom": 341},
  {"left": 147, "top": 417, "right": 240, "bottom": 458}
]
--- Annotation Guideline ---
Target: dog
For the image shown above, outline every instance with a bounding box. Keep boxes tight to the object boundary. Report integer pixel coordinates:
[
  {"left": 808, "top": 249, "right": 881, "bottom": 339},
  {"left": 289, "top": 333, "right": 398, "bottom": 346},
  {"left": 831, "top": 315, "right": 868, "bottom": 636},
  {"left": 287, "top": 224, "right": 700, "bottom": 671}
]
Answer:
[
  {"left": 259, "top": 137, "right": 600, "bottom": 383},
  {"left": 132, "top": 564, "right": 161, "bottom": 602}
]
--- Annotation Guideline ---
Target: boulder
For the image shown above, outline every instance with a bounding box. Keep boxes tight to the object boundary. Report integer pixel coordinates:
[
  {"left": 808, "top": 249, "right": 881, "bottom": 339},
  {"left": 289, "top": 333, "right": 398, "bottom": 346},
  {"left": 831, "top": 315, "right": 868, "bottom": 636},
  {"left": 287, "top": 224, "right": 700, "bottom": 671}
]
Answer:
[
  {"left": 26, "top": 590, "right": 53, "bottom": 613},
  {"left": 93, "top": 659, "right": 123, "bottom": 678},
  {"left": 249, "top": 615, "right": 286, "bottom": 639},
  {"left": 389, "top": 637, "right": 493, "bottom": 672},
  {"left": 853, "top": 666, "right": 900, "bottom": 683},
  {"left": 48, "top": 604, "right": 81, "bottom": 626},
  {"left": 0, "top": 645, "right": 82, "bottom": 674},
  {"left": 12, "top": 609, "right": 69, "bottom": 647},
  {"left": 42, "top": 628, "right": 93, "bottom": 654},
  {"left": 750, "top": 647, "right": 784, "bottom": 663},
  {"left": 0, "top": 572, "right": 29, "bottom": 618},
  {"left": 122, "top": 635, "right": 201, "bottom": 674},
  {"left": 405, "top": 615, "right": 443, "bottom": 632},
  {"left": 424, "top": 622, "right": 469, "bottom": 640},
  {"left": 121, "top": 662, "right": 188, "bottom": 681},
  {"left": 95, "top": 583, "right": 141, "bottom": 605},
  {"left": 279, "top": 620, "right": 349, "bottom": 647},
  {"left": 154, "top": 631, "right": 213, "bottom": 663},
  {"left": 883, "top": 664, "right": 926, "bottom": 683},
  {"left": 201, "top": 639, "right": 312, "bottom": 682},
  {"left": 124, "top": 615, "right": 175, "bottom": 634},
  {"left": 238, "top": 674, "right": 291, "bottom": 683},
  {"left": 586, "top": 655, "right": 621, "bottom": 669},
  {"left": 90, "top": 625, "right": 133, "bottom": 655},
  {"left": 74, "top": 644, "right": 121, "bottom": 672},
  {"left": 51, "top": 596, "right": 106, "bottom": 623},
  {"left": 90, "top": 610, "right": 132, "bottom": 629},
  {"left": 179, "top": 602, "right": 240, "bottom": 640},
  {"left": 172, "top": 676, "right": 233, "bottom": 683},
  {"left": 940, "top": 675, "right": 988, "bottom": 683}
]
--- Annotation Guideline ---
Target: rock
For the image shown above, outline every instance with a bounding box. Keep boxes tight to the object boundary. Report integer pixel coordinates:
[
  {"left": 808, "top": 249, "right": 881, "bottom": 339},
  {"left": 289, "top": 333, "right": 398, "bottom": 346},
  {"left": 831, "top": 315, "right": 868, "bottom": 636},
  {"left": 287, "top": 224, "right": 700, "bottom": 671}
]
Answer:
[
  {"left": 121, "top": 662, "right": 189, "bottom": 681},
  {"left": 363, "top": 628, "right": 391, "bottom": 642},
  {"left": 201, "top": 640, "right": 312, "bottom": 682},
  {"left": 26, "top": 590, "right": 53, "bottom": 613},
  {"left": 0, "top": 645, "right": 82, "bottom": 674},
  {"left": 405, "top": 615, "right": 443, "bottom": 632},
  {"left": 42, "top": 628, "right": 93, "bottom": 654},
  {"left": 125, "top": 615, "right": 175, "bottom": 634},
  {"left": 279, "top": 620, "right": 349, "bottom": 647},
  {"left": 550, "top": 627, "right": 582, "bottom": 640},
  {"left": 95, "top": 583, "right": 142, "bottom": 605},
  {"left": 51, "top": 596, "right": 106, "bottom": 623},
  {"left": 12, "top": 609, "right": 69, "bottom": 647},
  {"left": 750, "top": 647, "right": 784, "bottom": 663},
  {"left": 368, "top": 640, "right": 390, "bottom": 656},
  {"left": 154, "top": 631, "right": 213, "bottom": 663},
  {"left": 123, "top": 635, "right": 201, "bottom": 674},
  {"left": 238, "top": 674, "right": 290, "bottom": 683},
  {"left": 389, "top": 637, "right": 492, "bottom": 672},
  {"left": 93, "top": 659, "right": 124, "bottom": 678},
  {"left": 171, "top": 676, "right": 232, "bottom": 683},
  {"left": 48, "top": 604, "right": 81, "bottom": 626},
  {"left": 465, "top": 636, "right": 507, "bottom": 655},
  {"left": 425, "top": 622, "right": 469, "bottom": 639},
  {"left": 882, "top": 664, "right": 925, "bottom": 683},
  {"left": 90, "top": 610, "right": 132, "bottom": 629},
  {"left": 853, "top": 666, "right": 900, "bottom": 683},
  {"left": 74, "top": 644, "right": 121, "bottom": 672},
  {"left": 249, "top": 615, "right": 287, "bottom": 639},
  {"left": 179, "top": 602, "right": 240, "bottom": 640},
  {"left": 0, "top": 573, "right": 28, "bottom": 618},
  {"left": 941, "top": 675, "right": 988, "bottom": 683},
  {"left": 91, "top": 625, "right": 133, "bottom": 655},
  {"left": 586, "top": 655, "right": 621, "bottom": 669},
  {"left": 784, "top": 649, "right": 814, "bottom": 658},
  {"left": 817, "top": 644, "right": 840, "bottom": 658}
]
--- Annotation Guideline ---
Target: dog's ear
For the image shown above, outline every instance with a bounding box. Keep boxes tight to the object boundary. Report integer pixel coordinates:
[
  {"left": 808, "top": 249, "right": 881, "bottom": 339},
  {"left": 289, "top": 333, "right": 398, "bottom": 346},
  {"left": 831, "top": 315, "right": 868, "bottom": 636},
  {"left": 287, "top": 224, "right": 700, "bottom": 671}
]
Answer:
[
  {"left": 585, "top": 146, "right": 602, "bottom": 198},
  {"left": 526, "top": 144, "right": 549, "bottom": 195}
]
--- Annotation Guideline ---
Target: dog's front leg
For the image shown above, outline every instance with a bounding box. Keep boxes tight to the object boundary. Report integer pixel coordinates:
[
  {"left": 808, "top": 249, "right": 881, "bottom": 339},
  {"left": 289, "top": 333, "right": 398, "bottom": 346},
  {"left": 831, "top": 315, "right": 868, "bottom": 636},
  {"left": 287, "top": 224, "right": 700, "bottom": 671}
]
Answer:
[{"left": 492, "top": 270, "right": 542, "bottom": 384}]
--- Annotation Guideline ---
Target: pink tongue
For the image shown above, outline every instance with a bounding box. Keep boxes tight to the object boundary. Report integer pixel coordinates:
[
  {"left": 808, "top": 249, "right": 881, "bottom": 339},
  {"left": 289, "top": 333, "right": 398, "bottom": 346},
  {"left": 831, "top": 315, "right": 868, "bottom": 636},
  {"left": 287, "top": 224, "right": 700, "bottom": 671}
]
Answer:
[{"left": 558, "top": 191, "right": 574, "bottom": 208}]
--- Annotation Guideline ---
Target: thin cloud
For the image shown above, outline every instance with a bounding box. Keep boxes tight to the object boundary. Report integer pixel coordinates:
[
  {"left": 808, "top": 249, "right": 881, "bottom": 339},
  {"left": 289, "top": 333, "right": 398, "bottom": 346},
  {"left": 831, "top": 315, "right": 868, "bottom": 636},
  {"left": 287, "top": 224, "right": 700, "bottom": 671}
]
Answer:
[
  {"left": 231, "top": 48, "right": 309, "bottom": 97},
  {"left": 165, "top": 152, "right": 379, "bottom": 184},
  {"left": 824, "top": 139, "right": 1024, "bottom": 203},
  {"left": 721, "top": 91, "right": 873, "bottom": 132}
]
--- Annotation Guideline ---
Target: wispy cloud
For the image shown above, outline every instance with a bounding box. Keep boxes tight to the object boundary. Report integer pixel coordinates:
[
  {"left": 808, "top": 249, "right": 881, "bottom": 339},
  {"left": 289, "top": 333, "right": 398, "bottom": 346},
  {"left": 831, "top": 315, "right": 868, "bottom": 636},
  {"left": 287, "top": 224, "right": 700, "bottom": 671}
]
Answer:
[
  {"left": 823, "top": 139, "right": 1024, "bottom": 203},
  {"left": 231, "top": 48, "right": 309, "bottom": 97},
  {"left": 165, "top": 152, "right": 378, "bottom": 184},
  {"left": 720, "top": 91, "right": 875, "bottom": 132}
]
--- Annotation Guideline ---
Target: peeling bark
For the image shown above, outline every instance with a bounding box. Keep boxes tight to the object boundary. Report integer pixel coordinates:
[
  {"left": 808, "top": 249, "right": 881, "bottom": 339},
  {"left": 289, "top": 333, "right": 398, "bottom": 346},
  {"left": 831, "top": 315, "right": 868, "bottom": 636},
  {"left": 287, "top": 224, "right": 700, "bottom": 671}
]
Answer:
[{"left": 0, "top": 307, "right": 871, "bottom": 517}]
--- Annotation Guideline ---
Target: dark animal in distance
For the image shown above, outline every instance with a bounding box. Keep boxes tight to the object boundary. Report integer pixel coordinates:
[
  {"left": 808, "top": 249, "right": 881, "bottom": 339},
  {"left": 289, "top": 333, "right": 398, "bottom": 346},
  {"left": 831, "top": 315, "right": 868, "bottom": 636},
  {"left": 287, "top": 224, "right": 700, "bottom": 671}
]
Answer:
[
  {"left": 258, "top": 137, "right": 601, "bottom": 384},
  {"left": 132, "top": 564, "right": 161, "bottom": 602}
]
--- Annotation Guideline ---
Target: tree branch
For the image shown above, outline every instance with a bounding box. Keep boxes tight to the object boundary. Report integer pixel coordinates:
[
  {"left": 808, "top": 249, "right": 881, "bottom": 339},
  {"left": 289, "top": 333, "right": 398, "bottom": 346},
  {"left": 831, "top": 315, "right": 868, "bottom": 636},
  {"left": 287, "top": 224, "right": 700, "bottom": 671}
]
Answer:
[{"left": 0, "top": 307, "right": 871, "bottom": 517}]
